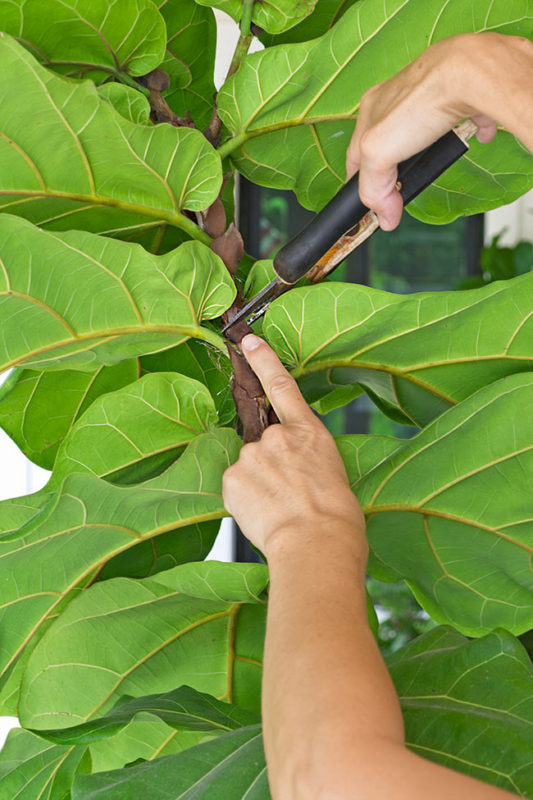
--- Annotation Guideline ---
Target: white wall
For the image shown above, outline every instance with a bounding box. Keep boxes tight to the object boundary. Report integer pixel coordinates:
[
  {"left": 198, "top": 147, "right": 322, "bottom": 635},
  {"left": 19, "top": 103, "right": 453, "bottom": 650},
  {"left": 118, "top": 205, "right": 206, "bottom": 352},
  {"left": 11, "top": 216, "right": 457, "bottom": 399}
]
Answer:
[{"left": 485, "top": 188, "right": 533, "bottom": 245}]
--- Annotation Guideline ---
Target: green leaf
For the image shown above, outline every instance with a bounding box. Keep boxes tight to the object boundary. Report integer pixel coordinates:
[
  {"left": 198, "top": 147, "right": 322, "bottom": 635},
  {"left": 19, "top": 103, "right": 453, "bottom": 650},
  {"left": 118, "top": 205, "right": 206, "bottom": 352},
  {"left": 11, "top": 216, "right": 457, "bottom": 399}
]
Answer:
[
  {"left": 0, "top": 0, "right": 166, "bottom": 80},
  {"left": 0, "top": 727, "right": 89, "bottom": 800},
  {"left": 49, "top": 373, "right": 218, "bottom": 487},
  {"left": 196, "top": 0, "right": 317, "bottom": 34},
  {"left": 263, "top": 275, "right": 533, "bottom": 427},
  {"left": 218, "top": 0, "right": 533, "bottom": 216},
  {"left": 71, "top": 628, "right": 533, "bottom": 799},
  {"left": 260, "top": 0, "right": 360, "bottom": 45},
  {"left": 0, "top": 363, "right": 232, "bottom": 587},
  {"left": 311, "top": 383, "right": 363, "bottom": 415},
  {"left": 0, "top": 342, "right": 234, "bottom": 476},
  {"left": 73, "top": 725, "right": 268, "bottom": 800},
  {"left": 243, "top": 259, "right": 277, "bottom": 298},
  {"left": 336, "top": 434, "right": 401, "bottom": 480},
  {"left": 0, "top": 487, "right": 55, "bottom": 536},
  {"left": 97, "top": 83, "right": 151, "bottom": 125},
  {"left": 0, "top": 35, "right": 221, "bottom": 236},
  {"left": 96, "top": 520, "right": 221, "bottom": 582},
  {"left": 88, "top": 717, "right": 212, "bottom": 772},
  {"left": 390, "top": 627, "right": 533, "bottom": 796},
  {"left": 0, "top": 217, "right": 235, "bottom": 374},
  {"left": 19, "top": 560, "right": 267, "bottom": 728},
  {"left": 340, "top": 373, "right": 533, "bottom": 636},
  {"left": 0, "top": 428, "right": 241, "bottom": 689},
  {"left": 157, "top": 0, "right": 217, "bottom": 130},
  {"left": 8, "top": 371, "right": 222, "bottom": 585},
  {"left": 0, "top": 361, "right": 139, "bottom": 470},
  {"left": 36, "top": 685, "right": 260, "bottom": 745},
  {"left": 141, "top": 339, "right": 236, "bottom": 426},
  {"left": 409, "top": 133, "right": 533, "bottom": 224}
]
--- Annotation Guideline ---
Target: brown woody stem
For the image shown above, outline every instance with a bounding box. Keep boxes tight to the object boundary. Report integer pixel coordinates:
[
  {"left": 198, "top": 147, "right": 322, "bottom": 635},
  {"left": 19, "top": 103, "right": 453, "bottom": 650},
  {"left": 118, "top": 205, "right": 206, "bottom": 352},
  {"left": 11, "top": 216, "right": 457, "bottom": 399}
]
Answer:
[
  {"left": 224, "top": 306, "right": 270, "bottom": 443},
  {"left": 209, "top": 218, "right": 273, "bottom": 442}
]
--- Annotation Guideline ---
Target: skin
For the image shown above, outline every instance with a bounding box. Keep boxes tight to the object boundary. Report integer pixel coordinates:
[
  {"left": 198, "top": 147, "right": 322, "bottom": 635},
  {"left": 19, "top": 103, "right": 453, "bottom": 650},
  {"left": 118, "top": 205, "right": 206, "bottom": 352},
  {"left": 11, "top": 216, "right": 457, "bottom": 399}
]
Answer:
[
  {"left": 223, "top": 32, "right": 532, "bottom": 800},
  {"left": 346, "top": 32, "right": 533, "bottom": 230}
]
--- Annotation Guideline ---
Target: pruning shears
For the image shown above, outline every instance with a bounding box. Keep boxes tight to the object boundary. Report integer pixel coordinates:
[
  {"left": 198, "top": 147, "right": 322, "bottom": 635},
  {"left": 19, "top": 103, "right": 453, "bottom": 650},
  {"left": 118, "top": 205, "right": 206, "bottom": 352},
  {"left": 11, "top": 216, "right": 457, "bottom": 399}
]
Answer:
[{"left": 222, "top": 119, "right": 478, "bottom": 335}]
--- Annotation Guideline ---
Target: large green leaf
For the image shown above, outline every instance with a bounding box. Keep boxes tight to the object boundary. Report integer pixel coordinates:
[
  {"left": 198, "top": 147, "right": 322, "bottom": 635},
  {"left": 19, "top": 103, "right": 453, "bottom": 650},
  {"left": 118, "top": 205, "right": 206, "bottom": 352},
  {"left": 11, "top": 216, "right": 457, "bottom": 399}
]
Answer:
[
  {"left": 0, "top": 728, "right": 89, "bottom": 800},
  {"left": 50, "top": 372, "right": 218, "bottom": 487},
  {"left": 66, "top": 626, "right": 533, "bottom": 800},
  {"left": 390, "top": 627, "right": 533, "bottom": 796},
  {"left": 0, "top": 0, "right": 166, "bottom": 80},
  {"left": 339, "top": 373, "right": 533, "bottom": 636},
  {"left": 263, "top": 275, "right": 533, "bottom": 427},
  {"left": 36, "top": 685, "right": 260, "bottom": 745},
  {"left": 19, "top": 561, "right": 267, "bottom": 728},
  {"left": 0, "top": 361, "right": 139, "bottom": 470},
  {"left": 195, "top": 0, "right": 317, "bottom": 34},
  {"left": 218, "top": 0, "right": 533, "bottom": 217},
  {"left": 73, "top": 725, "right": 268, "bottom": 800},
  {"left": 141, "top": 339, "right": 236, "bottom": 426},
  {"left": 0, "top": 365, "right": 229, "bottom": 586},
  {"left": 0, "top": 35, "right": 221, "bottom": 236},
  {"left": 88, "top": 717, "right": 212, "bottom": 772},
  {"left": 157, "top": 0, "right": 217, "bottom": 130},
  {"left": 97, "top": 83, "right": 151, "bottom": 125},
  {"left": 0, "top": 216, "right": 234, "bottom": 374},
  {"left": 95, "top": 520, "right": 221, "bottom": 582},
  {"left": 260, "top": 0, "right": 360, "bottom": 45},
  {"left": 0, "top": 491, "right": 54, "bottom": 538},
  {"left": 0, "top": 340, "right": 234, "bottom": 474},
  {"left": 0, "top": 428, "right": 240, "bottom": 689},
  {"left": 0, "top": 575, "right": 95, "bottom": 716}
]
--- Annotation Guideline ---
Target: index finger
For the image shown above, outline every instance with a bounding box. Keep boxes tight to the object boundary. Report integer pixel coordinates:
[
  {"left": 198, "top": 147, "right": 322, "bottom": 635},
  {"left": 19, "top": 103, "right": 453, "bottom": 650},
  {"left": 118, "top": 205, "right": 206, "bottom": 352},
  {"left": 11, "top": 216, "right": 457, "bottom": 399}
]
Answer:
[{"left": 240, "top": 335, "right": 315, "bottom": 426}]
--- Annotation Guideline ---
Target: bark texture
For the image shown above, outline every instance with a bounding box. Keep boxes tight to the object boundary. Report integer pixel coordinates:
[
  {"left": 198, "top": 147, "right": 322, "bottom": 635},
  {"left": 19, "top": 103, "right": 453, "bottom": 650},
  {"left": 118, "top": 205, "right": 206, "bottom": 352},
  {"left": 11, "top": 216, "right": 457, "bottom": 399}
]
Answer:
[{"left": 210, "top": 224, "right": 274, "bottom": 443}]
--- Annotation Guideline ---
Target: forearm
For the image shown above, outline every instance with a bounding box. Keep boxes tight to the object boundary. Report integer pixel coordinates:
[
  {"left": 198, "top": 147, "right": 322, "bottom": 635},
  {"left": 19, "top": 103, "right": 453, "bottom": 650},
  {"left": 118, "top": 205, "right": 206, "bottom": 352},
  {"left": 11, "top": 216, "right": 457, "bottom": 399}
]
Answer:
[
  {"left": 261, "top": 523, "right": 518, "bottom": 800},
  {"left": 224, "top": 337, "right": 517, "bottom": 800},
  {"left": 262, "top": 522, "right": 403, "bottom": 799}
]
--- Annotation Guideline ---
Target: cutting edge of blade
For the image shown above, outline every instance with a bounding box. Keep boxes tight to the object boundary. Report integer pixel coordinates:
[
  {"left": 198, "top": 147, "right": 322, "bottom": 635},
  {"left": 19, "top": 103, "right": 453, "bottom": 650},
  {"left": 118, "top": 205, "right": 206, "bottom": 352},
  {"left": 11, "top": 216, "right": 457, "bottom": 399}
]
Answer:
[{"left": 221, "top": 278, "right": 281, "bottom": 334}]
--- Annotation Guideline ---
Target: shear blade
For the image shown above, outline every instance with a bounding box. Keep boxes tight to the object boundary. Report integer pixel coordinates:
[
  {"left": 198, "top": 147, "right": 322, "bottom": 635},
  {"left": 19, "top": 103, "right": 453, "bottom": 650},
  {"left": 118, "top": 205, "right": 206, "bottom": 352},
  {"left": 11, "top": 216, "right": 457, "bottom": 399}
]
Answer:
[{"left": 221, "top": 278, "right": 285, "bottom": 334}]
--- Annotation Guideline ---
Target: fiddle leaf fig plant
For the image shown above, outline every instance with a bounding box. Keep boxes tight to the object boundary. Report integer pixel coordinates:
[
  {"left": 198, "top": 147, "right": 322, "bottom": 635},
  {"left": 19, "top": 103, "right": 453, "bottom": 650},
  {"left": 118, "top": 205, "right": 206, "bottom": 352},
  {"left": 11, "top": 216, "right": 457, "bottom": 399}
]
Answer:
[{"left": 0, "top": 0, "right": 532, "bottom": 797}]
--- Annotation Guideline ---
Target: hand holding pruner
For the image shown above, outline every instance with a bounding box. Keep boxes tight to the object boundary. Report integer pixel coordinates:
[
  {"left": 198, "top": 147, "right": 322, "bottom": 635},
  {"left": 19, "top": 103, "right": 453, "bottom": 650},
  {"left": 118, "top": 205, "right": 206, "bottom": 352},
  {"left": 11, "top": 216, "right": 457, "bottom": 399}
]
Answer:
[{"left": 222, "top": 120, "right": 478, "bottom": 335}]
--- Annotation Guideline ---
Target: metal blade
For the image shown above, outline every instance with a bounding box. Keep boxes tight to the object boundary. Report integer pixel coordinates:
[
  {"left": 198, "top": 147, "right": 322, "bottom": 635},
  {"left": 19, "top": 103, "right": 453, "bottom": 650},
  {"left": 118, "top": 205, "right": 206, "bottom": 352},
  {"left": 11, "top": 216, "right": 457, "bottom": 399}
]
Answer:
[{"left": 221, "top": 278, "right": 287, "bottom": 334}]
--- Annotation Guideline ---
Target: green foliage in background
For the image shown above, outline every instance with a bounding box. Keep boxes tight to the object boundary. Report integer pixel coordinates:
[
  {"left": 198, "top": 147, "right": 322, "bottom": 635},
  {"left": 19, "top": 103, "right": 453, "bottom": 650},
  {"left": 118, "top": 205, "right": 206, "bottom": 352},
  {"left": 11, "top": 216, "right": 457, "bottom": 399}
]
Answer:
[
  {"left": 0, "top": 0, "right": 532, "bottom": 797},
  {"left": 456, "top": 233, "right": 533, "bottom": 289}
]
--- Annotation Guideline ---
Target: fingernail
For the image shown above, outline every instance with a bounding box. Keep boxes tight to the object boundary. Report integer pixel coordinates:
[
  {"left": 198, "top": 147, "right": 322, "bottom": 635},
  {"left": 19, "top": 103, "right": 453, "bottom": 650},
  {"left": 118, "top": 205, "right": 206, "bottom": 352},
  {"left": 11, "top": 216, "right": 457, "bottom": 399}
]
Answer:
[{"left": 241, "top": 334, "right": 261, "bottom": 351}]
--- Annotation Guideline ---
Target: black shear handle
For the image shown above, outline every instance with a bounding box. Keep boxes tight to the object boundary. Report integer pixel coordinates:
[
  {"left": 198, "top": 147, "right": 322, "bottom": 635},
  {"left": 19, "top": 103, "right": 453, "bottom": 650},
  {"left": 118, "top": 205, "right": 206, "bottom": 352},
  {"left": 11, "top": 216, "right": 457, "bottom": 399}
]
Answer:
[{"left": 273, "top": 128, "right": 468, "bottom": 285}]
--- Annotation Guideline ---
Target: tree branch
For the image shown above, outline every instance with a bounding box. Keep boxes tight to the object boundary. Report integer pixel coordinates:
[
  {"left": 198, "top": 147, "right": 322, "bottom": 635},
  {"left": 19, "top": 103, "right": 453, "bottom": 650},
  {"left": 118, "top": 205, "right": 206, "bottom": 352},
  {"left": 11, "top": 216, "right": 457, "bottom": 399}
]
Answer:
[{"left": 210, "top": 221, "right": 273, "bottom": 443}]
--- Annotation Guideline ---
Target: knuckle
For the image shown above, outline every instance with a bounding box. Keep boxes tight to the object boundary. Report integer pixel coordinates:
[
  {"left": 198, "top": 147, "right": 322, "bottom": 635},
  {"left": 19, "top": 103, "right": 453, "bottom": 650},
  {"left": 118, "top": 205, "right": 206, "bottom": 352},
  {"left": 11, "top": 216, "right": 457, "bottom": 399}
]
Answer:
[
  {"left": 358, "top": 128, "right": 380, "bottom": 161},
  {"left": 261, "top": 423, "right": 285, "bottom": 445},
  {"left": 222, "top": 465, "right": 237, "bottom": 487},
  {"left": 360, "top": 84, "right": 378, "bottom": 106},
  {"left": 268, "top": 374, "right": 296, "bottom": 396},
  {"left": 239, "top": 441, "right": 259, "bottom": 462}
]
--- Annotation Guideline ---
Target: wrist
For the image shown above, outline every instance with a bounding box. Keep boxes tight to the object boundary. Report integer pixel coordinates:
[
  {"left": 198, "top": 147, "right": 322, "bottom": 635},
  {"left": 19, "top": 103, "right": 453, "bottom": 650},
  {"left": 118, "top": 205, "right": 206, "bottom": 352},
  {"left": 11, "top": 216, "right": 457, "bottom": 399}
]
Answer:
[{"left": 264, "top": 515, "right": 368, "bottom": 570}]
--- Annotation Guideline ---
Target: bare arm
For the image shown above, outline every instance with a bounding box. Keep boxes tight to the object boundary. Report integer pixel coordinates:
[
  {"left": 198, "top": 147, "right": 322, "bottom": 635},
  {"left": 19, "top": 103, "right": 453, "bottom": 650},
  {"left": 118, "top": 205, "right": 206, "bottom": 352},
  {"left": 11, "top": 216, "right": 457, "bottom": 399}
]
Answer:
[
  {"left": 346, "top": 32, "right": 533, "bottom": 230},
  {"left": 223, "top": 335, "right": 517, "bottom": 800}
]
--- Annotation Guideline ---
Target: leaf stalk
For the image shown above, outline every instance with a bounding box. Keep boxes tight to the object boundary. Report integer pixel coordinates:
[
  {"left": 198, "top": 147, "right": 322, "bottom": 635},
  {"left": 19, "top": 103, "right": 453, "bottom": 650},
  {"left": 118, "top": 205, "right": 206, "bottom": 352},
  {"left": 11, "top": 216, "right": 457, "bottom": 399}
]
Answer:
[{"left": 225, "top": 0, "right": 256, "bottom": 81}]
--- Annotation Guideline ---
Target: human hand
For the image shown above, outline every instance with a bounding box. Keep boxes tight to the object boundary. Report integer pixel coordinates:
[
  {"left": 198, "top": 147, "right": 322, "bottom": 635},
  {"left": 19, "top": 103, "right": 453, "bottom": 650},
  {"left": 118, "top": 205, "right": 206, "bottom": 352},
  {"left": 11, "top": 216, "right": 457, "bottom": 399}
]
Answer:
[
  {"left": 222, "top": 335, "right": 366, "bottom": 560},
  {"left": 346, "top": 32, "right": 532, "bottom": 230}
]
